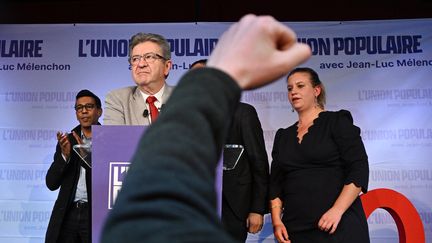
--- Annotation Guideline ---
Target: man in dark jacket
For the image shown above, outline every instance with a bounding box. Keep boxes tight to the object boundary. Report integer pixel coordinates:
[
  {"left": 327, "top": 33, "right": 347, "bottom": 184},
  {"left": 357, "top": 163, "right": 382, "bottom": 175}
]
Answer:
[
  {"left": 191, "top": 59, "right": 269, "bottom": 242},
  {"left": 45, "top": 90, "right": 102, "bottom": 243},
  {"left": 222, "top": 102, "right": 269, "bottom": 241}
]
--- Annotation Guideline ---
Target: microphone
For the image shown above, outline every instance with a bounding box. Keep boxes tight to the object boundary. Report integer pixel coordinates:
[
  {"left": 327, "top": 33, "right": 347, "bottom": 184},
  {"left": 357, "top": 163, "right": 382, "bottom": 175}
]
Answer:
[{"left": 144, "top": 104, "right": 164, "bottom": 117}]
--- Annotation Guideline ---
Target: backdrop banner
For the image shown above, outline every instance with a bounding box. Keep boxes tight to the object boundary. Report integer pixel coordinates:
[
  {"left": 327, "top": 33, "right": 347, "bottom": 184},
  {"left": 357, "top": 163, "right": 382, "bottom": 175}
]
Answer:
[{"left": 0, "top": 19, "right": 431, "bottom": 242}]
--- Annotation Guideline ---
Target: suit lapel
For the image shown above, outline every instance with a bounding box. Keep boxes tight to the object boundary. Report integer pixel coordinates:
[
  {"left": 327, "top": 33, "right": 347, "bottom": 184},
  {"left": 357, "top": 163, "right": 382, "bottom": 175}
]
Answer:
[
  {"left": 130, "top": 87, "right": 150, "bottom": 125},
  {"left": 161, "top": 85, "right": 173, "bottom": 104},
  {"left": 130, "top": 84, "right": 173, "bottom": 125}
]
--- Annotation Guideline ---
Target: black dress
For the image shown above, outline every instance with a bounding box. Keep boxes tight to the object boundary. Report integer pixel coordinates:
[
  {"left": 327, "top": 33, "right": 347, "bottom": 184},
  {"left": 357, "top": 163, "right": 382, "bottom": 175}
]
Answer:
[{"left": 269, "top": 110, "right": 370, "bottom": 243}]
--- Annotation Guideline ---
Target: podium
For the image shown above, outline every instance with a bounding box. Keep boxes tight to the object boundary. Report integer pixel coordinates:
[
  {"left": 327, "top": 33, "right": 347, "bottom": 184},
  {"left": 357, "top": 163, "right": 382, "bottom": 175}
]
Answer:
[{"left": 91, "top": 125, "right": 223, "bottom": 243}]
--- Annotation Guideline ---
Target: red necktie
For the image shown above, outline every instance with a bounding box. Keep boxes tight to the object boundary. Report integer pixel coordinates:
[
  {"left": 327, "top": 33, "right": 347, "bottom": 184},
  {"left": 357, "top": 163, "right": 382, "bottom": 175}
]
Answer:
[{"left": 146, "top": 96, "right": 159, "bottom": 122}]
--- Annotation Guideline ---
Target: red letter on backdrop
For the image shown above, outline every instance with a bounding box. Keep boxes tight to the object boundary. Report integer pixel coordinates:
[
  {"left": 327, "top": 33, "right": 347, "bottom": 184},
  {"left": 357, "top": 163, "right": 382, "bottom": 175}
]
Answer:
[{"left": 361, "top": 188, "right": 425, "bottom": 243}]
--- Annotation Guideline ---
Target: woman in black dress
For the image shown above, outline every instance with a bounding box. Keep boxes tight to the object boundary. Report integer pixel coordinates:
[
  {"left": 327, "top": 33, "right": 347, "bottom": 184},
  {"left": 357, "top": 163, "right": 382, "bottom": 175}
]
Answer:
[{"left": 269, "top": 67, "right": 370, "bottom": 243}]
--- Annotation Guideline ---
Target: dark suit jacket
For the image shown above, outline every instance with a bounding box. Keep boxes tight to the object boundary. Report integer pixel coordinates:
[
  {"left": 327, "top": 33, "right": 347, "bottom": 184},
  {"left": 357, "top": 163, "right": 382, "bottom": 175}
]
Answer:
[
  {"left": 223, "top": 102, "right": 269, "bottom": 220},
  {"left": 45, "top": 125, "right": 92, "bottom": 243},
  {"left": 101, "top": 68, "right": 240, "bottom": 243}
]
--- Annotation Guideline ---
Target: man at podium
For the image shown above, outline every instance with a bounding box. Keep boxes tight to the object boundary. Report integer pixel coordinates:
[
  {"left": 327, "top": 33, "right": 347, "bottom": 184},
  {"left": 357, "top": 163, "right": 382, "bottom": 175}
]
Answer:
[
  {"left": 104, "top": 33, "right": 174, "bottom": 125},
  {"left": 45, "top": 90, "right": 102, "bottom": 243}
]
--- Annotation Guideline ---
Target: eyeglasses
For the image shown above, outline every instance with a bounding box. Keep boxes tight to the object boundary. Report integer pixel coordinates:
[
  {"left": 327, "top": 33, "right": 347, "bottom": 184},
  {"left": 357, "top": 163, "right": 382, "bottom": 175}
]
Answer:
[
  {"left": 130, "top": 52, "right": 166, "bottom": 66},
  {"left": 75, "top": 103, "right": 96, "bottom": 112}
]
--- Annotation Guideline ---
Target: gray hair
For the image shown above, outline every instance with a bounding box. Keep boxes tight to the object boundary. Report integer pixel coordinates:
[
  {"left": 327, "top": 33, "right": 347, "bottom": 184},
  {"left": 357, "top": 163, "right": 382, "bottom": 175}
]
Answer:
[{"left": 128, "top": 33, "right": 171, "bottom": 61}]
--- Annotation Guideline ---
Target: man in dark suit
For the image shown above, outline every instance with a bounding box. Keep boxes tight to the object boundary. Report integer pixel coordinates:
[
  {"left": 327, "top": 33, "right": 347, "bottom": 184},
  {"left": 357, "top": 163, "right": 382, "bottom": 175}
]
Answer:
[
  {"left": 223, "top": 102, "right": 269, "bottom": 241},
  {"left": 45, "top": 90, "right": 102, "bottom": 243},
  {"left": 101, "top": 14, "right": 311, "bottom": 243},
  {"left": 191, "top": 59, "right": 269, "bottom": 241}
]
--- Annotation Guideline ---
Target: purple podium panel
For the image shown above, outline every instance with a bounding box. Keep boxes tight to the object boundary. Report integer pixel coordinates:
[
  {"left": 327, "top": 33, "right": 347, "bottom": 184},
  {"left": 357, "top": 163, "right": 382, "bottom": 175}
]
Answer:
[
  {"left": 92, "top": 125, "right": 146, "bottom": 243},
  {"left": 91, "top": 125, "right": 222, "bottom": 243}
]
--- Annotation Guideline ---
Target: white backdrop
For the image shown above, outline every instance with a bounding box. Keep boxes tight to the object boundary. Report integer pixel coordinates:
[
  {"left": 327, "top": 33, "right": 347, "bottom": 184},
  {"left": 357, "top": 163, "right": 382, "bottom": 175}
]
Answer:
[{"left": 0, "top": 19, "right": 431, "bottom": 242}]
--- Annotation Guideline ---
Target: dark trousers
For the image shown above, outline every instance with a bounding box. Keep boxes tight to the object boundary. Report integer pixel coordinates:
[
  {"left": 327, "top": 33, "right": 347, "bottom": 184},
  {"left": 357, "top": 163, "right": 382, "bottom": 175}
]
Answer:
[
  {"left": 57, "top": 201, "right": 90, "bottom": 243},
  {"left": 221, "top": 196, "right": 247, "bottom": 242}
]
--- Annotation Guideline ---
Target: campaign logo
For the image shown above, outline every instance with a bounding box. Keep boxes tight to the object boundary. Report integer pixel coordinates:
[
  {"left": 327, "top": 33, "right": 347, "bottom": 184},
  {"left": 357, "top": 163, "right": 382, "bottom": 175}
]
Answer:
[{"left": 108, "top": 162, "right": 130, "bottom": 209}]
